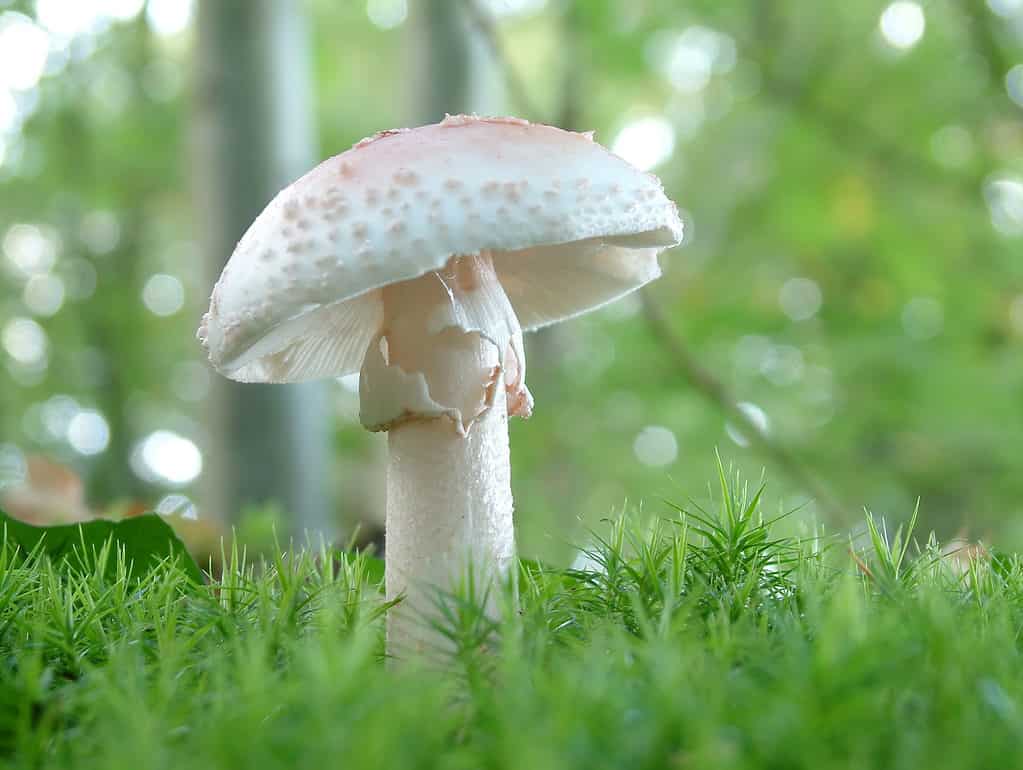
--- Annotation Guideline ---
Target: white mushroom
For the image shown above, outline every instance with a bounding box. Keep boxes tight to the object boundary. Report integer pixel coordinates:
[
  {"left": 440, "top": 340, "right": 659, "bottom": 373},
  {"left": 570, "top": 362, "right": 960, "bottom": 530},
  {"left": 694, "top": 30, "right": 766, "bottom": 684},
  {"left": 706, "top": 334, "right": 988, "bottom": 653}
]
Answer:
[{"left": 199, "top": 115, "right": 683, "bottom": 655}]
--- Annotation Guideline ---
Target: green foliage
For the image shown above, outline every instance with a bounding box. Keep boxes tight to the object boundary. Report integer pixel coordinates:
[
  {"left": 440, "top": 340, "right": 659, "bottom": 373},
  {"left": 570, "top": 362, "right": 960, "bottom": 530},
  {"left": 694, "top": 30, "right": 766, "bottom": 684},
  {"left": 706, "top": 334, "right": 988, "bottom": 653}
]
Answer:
[
  {"left": 0, "top": 509, "right": 203, "bottom": 584},
  {"left": 2, "top": 473, "right": 1022, "bottom": 767},
  {"left": 0, "top": 1, "right": 1020, "bottom": 562}
]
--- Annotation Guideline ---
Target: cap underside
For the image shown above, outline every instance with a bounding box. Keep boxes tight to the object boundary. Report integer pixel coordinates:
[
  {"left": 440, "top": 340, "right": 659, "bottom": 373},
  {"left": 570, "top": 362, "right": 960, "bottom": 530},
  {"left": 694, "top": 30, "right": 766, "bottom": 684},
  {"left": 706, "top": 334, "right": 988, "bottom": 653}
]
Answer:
[{"left": 220, "top": 234, "right": 665, "bottom": 383}]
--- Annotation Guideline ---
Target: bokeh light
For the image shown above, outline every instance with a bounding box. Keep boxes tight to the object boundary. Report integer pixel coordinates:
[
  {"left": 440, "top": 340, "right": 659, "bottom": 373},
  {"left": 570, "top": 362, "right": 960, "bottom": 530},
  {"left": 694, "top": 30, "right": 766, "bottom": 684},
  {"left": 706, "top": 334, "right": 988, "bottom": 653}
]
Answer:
[
  {"left": 131, "top": 430, "right": 202, "bottom": 486},
  {"left": 23, "top": 274, "right": 65, "bottom": 316},
  {"left": 778, "top": 277, "right": 823, "bottom": 322},
  {"left": 0, "top": 13, "right": 50, "bottom": 92},
  {"left": 987, "top": 0, "right": 1023, "bottom": 17},
  {"left": 1006, "top": 65, "right": 1023, "bottom": 109},
  {"left": 611, "top": 116, "right": 676, "bottom": 171},
  {"left": 761, "top": 344, "right": 805, "bottom": 386},
  {"left": 983, "top": 175, "right": 1023, "bottom": 236},
  {"left": 483, "top": 0, "right": 547, "bottom": 15},
  {"left": 0, "top": 443, "right": 27, "bottom": 487},
  {"left": 3, "top": 223, "right": 59, "bottom": 278},
  {"left": 35, "top": 0, "right": 144, "bottom": 40},
  {"left": 142, "top": 274, "right": 185, "bottom": 317},
  {"left": 632, "top": 425, "right": 679, "bottom": 467},
  {"left": 2, "top": 317, "right": 47, "bottom": 366},
  {"left": 79, "top": 211, "right": 121, "bottom": 255},
  {"left": 879, "top": 2, "right": 925, "bottom": 50},
  {"left": 67, "top": 409, "right": 111, "bottom": 455},
  {"left": 366, "top": 0, "right": 408, "bottom": 29},
  {"left": 725, "top": 402, "right": 770, "bottom": 448},
  {"left": 155, "top": 493, "right": 198, "bottom": 519},
  {"left": 40, "top": 395, "right": 80, "bottom": 441},
  {"left": 145, "top": 0, "right": 194, "bottom": 37}
]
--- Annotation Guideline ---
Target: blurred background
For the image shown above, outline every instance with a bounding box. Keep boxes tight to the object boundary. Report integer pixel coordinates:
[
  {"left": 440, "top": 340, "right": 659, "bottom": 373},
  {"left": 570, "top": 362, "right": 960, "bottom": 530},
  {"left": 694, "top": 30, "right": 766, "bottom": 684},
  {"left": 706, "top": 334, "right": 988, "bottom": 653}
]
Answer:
[{"left": 0, "top": 0, "right": 1021, "bottom": 564}]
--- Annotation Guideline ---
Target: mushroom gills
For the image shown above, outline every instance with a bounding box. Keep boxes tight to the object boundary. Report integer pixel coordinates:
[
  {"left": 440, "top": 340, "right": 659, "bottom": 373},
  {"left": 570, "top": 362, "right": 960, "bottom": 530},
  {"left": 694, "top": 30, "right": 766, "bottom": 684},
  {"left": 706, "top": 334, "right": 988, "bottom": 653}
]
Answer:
[{"left": 359, "top": 251, "right": 532, "bottom": 435}]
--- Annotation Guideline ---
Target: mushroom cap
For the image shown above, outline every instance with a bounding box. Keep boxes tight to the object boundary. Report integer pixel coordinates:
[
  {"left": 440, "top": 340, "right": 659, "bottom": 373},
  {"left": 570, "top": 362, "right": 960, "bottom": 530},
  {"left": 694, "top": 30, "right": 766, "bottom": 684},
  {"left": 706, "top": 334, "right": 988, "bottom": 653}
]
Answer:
[{"left": 200, "top": 114, "right": 683, "bottom": 383}]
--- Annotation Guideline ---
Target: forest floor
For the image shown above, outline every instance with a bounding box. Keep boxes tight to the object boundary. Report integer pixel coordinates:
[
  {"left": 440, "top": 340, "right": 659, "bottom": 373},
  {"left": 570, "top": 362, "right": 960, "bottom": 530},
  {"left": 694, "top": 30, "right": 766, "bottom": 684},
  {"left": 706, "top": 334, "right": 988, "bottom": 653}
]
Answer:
[{"left": 2, "top": 467, "right": 1022, "bottom": 769}]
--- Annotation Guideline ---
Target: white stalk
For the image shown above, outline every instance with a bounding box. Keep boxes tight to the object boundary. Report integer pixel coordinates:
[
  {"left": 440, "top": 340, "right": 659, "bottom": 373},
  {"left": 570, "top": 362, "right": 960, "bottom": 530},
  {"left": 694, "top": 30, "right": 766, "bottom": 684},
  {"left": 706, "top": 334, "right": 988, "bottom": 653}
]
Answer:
[
  {"left": 358, "top": 252, "right": 531, "bottom": 657},
  {"left": 385, "top": 385, "right": 514, "bottom": 656}
]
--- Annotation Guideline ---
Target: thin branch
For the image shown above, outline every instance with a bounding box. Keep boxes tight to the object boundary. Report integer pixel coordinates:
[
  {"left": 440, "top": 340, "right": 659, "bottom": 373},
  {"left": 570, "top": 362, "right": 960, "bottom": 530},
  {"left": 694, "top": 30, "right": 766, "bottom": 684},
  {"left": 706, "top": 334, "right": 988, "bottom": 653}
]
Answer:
[{"left": 640, "top": 290, "right": 848, "bottom": 521}]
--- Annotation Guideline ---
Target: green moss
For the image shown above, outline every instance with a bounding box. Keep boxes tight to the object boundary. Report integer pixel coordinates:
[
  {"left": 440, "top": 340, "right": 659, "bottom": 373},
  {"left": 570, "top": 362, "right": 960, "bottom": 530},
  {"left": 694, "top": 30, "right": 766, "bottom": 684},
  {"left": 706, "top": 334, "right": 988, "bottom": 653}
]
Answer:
[{"left": 2, "top": 468, "right": 1022, "bottom": 768}]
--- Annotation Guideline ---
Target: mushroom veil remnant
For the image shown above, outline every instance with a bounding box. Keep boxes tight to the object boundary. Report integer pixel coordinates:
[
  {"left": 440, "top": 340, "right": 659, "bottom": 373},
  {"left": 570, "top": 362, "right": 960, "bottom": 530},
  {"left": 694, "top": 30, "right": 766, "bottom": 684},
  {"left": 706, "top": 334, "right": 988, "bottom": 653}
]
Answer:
[{"left": 199, "top": 115, "right": 683, "bottom": 655}]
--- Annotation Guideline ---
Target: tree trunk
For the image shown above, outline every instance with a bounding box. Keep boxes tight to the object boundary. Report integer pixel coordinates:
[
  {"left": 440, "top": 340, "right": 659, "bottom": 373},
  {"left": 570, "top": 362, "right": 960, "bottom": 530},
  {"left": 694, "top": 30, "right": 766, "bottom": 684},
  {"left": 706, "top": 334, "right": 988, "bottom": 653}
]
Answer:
[
  {"left": 193, "top": 0, "right": 331, "bottom": 538},
  {"left": 408, "top": 0, "right": 504, "bottom": 122}
]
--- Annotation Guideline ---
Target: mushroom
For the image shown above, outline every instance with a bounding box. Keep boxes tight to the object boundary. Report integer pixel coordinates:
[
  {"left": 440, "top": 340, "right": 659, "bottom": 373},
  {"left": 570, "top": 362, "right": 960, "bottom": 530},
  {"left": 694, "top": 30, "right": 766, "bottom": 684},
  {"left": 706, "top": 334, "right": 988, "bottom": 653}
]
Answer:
[{"left": 199, "top": 115, "right": 683, "bottom": 655}]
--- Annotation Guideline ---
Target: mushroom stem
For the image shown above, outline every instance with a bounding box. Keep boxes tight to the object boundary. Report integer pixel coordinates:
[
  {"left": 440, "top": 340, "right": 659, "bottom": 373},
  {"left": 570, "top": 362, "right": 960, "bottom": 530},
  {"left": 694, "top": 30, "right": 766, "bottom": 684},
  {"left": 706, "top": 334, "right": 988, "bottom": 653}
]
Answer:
[
  {"left": 385, "top": 384, "right": 515, "bottom": 657},
  {"left": 357, "top": 252, "right": 531, "bottom": 657}
]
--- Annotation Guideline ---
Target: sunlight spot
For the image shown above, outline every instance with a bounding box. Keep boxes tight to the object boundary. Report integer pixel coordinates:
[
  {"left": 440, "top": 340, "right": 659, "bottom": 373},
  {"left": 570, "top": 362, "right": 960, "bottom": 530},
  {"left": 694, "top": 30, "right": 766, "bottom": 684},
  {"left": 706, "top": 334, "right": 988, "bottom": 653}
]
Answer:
[
  {"left": 67, "top": 409, "right": 110, "bottom": 455},
  {"left": 611, "top": 116, "right": 675, "bottom": 171},
  {"left": 132, "top": 430, "right": 202, "bottom": 486},
  {"left": 725, "top": 402, "right": 770, "bottom": 448},
  {"left": 79, "top": 210, "right": 121, "bottom": 254},
  {"left": 901, "top": 297, "right": 943, "bottom": 340},
  {"left": 2, "top": 317, "right": 47, "bottom": 365},
  {"left": 482, "top": 0, "right": 547, "bottom": 16},
  {"left": 41, "top": 395, "right": 79, "bottom": 440},
  {"left": 6, "top": 356, "right": 47, "bottom": 386},
  {"left": 104, "top": 0, "right": 146, "bottom": 21},
  {"left": 987, "top": 0, "right": 1023, "bottom": 17},
  {"left": 3, "top": 223, "right": 59, "bottom": 277},
  {"left": 879, "top": 1, "right": 925, "bottom": 50},
  {"left": 0, "top": 90, "right": 17, "bottom": 134},
  {"left": 1006, "top": 65, "right": 1023, "bottom": 109},
  {"left": 145, "top": 0, "right": 193, "bottom": 37},
  {"left": 142, "top": 273, "right": 185, "bottom": 316},
  {"left": 23, "top": 273, "right": 65, "bottom": 316},
  {"left": 0, "top": 13, "right": 50, "bottom": 91},
  {"left": 0, "top": 444, "right": 26, "bottom": 488},
  {"left": 156, "top": 493, "right": 198, "bottom": 519},
  {"left": 647, "top": 26, "right": 736, "bottom": 95},
  {"left": 983, "top": 174, "right": 1023, "bottom": 236},
  {"left": 366, "top": 0, "right": 407, "bottom": 29},
  {"left": 778, "top": 277, "right": 822, "bottom": 321},
  {"left": 35, "top": 0, "right": 102, "bottom": 39},
  {"left": 632, "top": 425, "right": 678, "bottom": 467},
  {"left": 663, "top": 34, "right": 712, "bottom": 93},
  {"left": 761, "top": 344, "right": 805, "bottom": 386}
]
